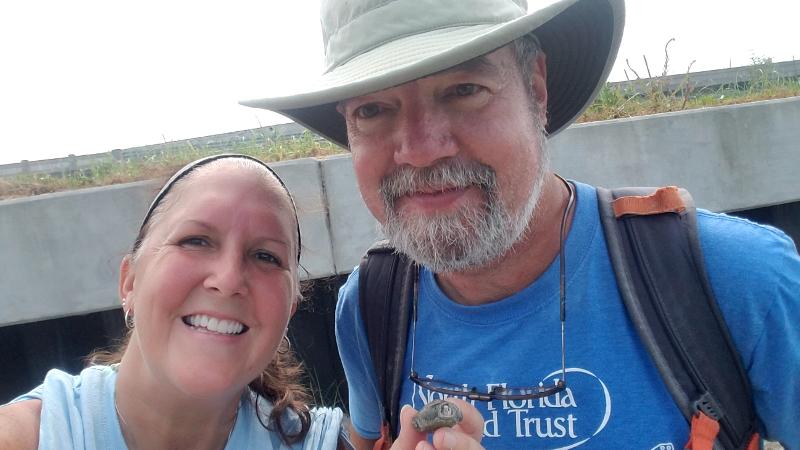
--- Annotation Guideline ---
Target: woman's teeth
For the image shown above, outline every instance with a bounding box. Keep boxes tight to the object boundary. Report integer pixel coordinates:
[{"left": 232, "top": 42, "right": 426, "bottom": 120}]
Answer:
[{"left": 183, "top": 314, "right": 246, "bottom": 335}]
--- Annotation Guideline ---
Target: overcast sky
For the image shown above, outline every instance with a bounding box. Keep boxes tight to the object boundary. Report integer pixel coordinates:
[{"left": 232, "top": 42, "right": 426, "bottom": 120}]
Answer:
[{"left": 1, "top": 0, "right": 797, "bottom": 165}]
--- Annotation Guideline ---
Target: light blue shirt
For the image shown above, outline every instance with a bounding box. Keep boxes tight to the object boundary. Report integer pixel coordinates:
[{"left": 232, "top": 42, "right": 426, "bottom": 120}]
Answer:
[{"left": 11, "top": 365, "right": 342, "bottom": 450}]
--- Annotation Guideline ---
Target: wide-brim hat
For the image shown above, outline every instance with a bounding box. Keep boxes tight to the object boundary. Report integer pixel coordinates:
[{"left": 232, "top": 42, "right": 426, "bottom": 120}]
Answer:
[{"left": 241, "top": 0, "right": 625, "bottom": 148}]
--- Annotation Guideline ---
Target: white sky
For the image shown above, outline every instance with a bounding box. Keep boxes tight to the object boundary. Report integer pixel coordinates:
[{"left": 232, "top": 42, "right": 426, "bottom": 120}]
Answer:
[{"left": 0, "top": 0, "right": 797, "bottom": 165}]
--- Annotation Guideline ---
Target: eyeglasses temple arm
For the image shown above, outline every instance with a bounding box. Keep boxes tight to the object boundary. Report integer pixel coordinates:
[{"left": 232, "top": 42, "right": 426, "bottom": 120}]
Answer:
[
  {"left": 557, "top": 176, "right": 575, "bottom": 384},
  {"left": 409, "top": 266, "right": 419, "bottom": 375}
]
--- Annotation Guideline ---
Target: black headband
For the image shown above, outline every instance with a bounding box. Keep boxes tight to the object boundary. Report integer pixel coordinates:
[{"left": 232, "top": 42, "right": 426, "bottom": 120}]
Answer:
[{"left": 137, "top": 154, "right": 301, "bottom": 262}]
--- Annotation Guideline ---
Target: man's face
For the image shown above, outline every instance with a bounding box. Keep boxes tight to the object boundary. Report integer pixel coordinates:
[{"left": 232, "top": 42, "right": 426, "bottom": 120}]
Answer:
[{"left": 339, "top": 45, "right": 549, "bottom": 272}]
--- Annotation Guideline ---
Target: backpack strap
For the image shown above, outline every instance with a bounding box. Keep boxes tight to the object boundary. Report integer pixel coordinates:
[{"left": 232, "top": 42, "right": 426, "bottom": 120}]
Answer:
[
  {"left": 358, "top": 240, "right": 416, "bottom": 444},
  {"left": 597, "top": 186, "right": 758, "bottom": 450},
  {"left": 355, "top": 186, "right": 759, "bottom": 449}
]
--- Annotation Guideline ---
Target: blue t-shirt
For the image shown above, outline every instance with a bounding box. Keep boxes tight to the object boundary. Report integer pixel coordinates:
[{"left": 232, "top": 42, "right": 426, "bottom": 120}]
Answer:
[
  {"left": 335, "top": 181, "right": 800, "bottom": 449},
  {"left": 10, "top": 365, "right": 343, "bottom": 450}
]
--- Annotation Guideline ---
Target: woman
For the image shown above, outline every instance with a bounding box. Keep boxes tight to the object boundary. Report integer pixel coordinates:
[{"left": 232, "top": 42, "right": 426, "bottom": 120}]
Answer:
[{"left": 0, "top": 154, "right": 484, "bottom": 450}]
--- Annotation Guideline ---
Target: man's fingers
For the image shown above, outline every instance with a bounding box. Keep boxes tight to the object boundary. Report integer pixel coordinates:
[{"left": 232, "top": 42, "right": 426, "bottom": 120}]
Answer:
[
  {"left": 421, "top": 399, "right": 485, "bottom": 450},
  {"left": 429, "top": 427, "right": 484, "bottom": 450},
  {"left": 391, "top": 405, "right": 427, "bottom": 449},
  {"left": 444, "top": 399, "right": 484, "bottom": 442},
  {"left": 391, "top": 400, "right": 485, "bottom": 450}
]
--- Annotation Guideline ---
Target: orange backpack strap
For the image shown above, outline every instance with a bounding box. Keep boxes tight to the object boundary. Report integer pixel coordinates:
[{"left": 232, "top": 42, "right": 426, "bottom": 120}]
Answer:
[
  {"left": 746, "top": 433, "right": 761, "bottom": 450},
  {"left": 685, "top": 412, "right": 761, "bottom": 450},
  {"left": 611, "top": 186, "right": 686, "bottom": 218},
  {"left": 373, "top": 422, "right": 392, "bottom": 450},
  {"left": 685, "top": 412, "right": 721, "bottom": 450}
]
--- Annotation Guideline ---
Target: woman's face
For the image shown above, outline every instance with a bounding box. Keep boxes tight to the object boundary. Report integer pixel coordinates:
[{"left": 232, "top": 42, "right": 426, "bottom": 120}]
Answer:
[{"left": 120, "top": 163, "right": 299, "bottom": 398}]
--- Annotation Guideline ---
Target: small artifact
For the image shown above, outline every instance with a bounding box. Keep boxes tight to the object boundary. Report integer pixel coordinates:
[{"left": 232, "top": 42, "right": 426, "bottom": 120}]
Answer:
[{"left": 412, "top": 399, "right": 463, "bottom": 433}]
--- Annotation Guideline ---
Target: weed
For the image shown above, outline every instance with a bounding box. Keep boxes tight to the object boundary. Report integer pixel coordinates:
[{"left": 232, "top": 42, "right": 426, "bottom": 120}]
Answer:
[
  {"left": 0, "top": 132, "right": 346, "bottom": 200},
  {"left": 579, "top": 41, "right": 798, "bottom": 124},
  {"left": 2, "top": 47, "right": 798, "bottom": 201}
]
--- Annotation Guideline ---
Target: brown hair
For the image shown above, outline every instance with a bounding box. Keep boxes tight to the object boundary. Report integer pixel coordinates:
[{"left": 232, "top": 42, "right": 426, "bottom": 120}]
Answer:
[{"left": 89, "top": 154, "right": 311, "bottom": 444}]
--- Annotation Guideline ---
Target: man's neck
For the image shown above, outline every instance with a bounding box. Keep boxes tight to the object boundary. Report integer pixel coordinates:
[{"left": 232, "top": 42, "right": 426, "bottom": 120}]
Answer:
[{"left": 434, "top": 174, "right": 574, "bottom": 306}]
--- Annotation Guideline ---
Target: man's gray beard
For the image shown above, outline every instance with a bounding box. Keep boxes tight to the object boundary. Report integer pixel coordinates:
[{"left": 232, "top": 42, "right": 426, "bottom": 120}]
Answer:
[{"left": 380, "top": 140, "right": 549, "bottom": 273}]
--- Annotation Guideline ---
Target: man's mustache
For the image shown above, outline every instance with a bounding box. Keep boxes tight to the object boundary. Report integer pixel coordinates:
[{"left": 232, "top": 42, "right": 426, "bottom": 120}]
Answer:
[{"left": 379, "top": 159, "right": 496, "bottom": 206}]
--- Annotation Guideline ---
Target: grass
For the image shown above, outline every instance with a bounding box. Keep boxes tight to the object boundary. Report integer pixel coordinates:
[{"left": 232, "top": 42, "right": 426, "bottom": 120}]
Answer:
[
  {"left": 0, "top": 132, "right": 344, "bottom": 200},
  {"left": 580, "top": 54, "right": 799, "bottom": 122},
  {"left": 304, "top": 367, "right": 348, "bottom": 409},
  {"left": 2, "top": 50, "right": 798, "bottom": 201}
]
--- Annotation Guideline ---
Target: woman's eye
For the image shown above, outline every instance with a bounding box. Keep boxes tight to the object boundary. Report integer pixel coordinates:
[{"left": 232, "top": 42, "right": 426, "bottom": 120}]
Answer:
[
  {"left": 454, "top": 84, "right": 481, "bottom": 97},
  {"left": 254, "top": 251, "right": 281, "bottom": 266},
  {"left": 179, "top": 236, "right": 209, "bottom": 247},
  {"left": 355, "top": 103, "right": 382, "bottom": 119}
]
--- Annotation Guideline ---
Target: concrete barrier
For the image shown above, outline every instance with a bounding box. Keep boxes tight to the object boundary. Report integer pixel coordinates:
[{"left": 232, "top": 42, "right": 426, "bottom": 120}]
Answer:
[
  {"left": 2, "top": 97, "right": 799, "bottom": 326},
  {"left": 0, "top": 182, "right": 154, "bottom": 326},
  {"left": 550, "top": 97, "right": 800, "bottom": 212},
  {"left": 320, "top": 155, "right": 383, "bottom": 274},
  {"left": 0, "top": 159, "right": 339, "bottom": 327}
]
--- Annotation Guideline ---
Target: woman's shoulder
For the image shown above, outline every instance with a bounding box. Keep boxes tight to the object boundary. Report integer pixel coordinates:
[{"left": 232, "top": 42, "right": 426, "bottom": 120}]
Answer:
[
  {"left": 15, "top": 366, "right": 115, "bottom": 403},
  {"left": 309, "top": 406, "right": 344, "bottom": 431},
  {"left": 305, "top": 407, "right": 344, "bottom": 449},
  {"left": 1, "top": 365, "right": 116, "bottom": 449},
  {"left": 235, "top": 394, "right": 344, "bottom": 449},
  {"left": 0, "top": 399, "right": 41, "bottom": 449}
]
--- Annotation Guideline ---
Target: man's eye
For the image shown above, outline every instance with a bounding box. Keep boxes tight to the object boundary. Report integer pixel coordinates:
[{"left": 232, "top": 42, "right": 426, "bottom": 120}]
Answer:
[
  {"left": 355, "top": 103, "right": 382, "bottom": 119},
  {"left": 454, "top": 84, "right": 481, "bottom": 96}
]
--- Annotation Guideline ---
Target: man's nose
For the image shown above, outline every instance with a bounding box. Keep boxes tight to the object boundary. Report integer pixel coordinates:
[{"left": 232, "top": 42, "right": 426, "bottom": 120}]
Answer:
[
  {"left": 393, "top": 105, "right": 458, "bottom": 168},
  {"left": 203, "top": 250, "right": 248, "bottom": 298}
]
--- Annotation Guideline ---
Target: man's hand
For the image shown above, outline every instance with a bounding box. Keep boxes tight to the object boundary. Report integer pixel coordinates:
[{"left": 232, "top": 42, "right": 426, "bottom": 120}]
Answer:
[{"left": 390, "top": 399, "right": 484, "bottom": 450}]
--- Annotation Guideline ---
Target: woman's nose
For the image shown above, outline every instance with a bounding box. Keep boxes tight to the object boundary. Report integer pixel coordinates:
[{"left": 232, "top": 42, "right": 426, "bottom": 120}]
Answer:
[{"left": 203, "top": 251, "right": 248, "bottom": 298}]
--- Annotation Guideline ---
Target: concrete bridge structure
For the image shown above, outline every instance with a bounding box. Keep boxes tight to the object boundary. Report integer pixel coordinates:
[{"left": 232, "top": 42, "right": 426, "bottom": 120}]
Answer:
[
  {"left": 1, "top": 97, "right": 799, "bottom": 403},
  {"left": 2, "top": 96, "right": 798, "bottom": 327}
]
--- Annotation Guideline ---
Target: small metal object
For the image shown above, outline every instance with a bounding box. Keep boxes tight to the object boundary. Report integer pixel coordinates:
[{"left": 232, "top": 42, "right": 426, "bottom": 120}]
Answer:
[{"left": 412, "top": 399, "right": 463, "bottom": 433}]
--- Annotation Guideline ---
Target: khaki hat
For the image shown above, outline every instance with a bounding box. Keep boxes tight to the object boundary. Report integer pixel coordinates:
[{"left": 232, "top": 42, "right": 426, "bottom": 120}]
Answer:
[{"left": 241, "top": 0, "right": 625, "bottom": 147}]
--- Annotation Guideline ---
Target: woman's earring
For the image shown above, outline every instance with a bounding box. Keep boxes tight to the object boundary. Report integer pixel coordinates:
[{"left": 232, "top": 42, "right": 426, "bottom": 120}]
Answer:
[
  {"left": 278, "top": 334, "right": 291, "bottom": 354},
  {"left": 122, "top": 298, "right": 135, "bottom": 329}
]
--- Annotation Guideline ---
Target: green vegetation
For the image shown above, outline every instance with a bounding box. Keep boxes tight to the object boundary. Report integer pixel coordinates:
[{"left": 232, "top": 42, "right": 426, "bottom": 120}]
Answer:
[
  {"left": 0, "top": 132, "right": 343, "bottom": 200},
  {"left": 581, "top": 54, "right": 799, "bottom": 122},
  {"left": 2, "top": 50, "right": 798, "bottom": 201}
]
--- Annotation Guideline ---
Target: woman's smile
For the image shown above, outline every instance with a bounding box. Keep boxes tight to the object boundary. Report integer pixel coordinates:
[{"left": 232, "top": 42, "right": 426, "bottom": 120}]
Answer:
[{"left": 181, "top": 313, "right": 248, "bottom": 336}]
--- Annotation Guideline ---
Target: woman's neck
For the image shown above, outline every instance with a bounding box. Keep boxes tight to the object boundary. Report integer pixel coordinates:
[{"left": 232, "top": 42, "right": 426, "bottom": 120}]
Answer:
[{"left": 114, "top": 348, "right": 243, "bottom": 450}]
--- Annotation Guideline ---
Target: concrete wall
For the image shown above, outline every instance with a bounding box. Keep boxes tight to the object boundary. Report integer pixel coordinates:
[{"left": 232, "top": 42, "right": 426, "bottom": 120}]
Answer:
[
  {"left": 550, "top": 97, "right": 800, "bottom": 212},
  {"left": 2, "top": 97, "right": 799, "bottom": 327}
]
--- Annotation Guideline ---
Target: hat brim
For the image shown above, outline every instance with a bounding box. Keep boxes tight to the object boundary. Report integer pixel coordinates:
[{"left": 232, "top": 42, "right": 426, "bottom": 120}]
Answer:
[{"left": 241, "top": 0, "right": 624, "bottom": 147}]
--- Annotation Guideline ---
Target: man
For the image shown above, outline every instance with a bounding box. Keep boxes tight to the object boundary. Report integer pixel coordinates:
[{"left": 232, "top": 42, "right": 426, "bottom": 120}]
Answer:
[{"left": 241, "top": 0, "right": 799, "bottom": 448}]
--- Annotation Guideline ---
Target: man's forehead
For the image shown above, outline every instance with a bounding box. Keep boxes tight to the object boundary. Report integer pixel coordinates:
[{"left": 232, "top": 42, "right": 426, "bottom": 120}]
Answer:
[{"left": 342, "top": 47, "right": 512, "bottom": 103}]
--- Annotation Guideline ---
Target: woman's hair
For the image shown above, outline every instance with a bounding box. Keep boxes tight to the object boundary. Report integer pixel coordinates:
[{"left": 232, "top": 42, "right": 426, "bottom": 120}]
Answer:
[{"left": 88, "top": 154, "right": 311, "bottom": 444}]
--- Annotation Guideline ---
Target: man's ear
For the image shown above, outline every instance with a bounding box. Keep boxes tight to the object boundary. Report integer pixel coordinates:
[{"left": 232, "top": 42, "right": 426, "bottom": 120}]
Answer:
[
  {"left": 119, "top": 255, "right": 135, "bottom": 307},
  {"left": 335, "top": 101, "right": 346, "bottom": 116},
  {"left": 531, "top": 51, "right": 548, "bottom": 124}
]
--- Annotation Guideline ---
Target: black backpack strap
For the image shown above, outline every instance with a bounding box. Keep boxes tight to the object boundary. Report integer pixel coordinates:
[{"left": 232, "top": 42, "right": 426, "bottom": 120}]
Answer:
[
  {"left": 597, "top": 186, "right": 757, "bottom": 449},
  {"left": 358, "top": 240, "right": 416, "bottom": 442}
]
